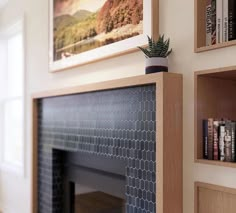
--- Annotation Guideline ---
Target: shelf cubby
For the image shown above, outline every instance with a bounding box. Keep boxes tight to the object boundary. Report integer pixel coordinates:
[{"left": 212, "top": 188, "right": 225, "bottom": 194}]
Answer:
[
  {"left": 195, "top": 66, "right": 236, "bottom": 167},
  {"left": 194, "top": 0, "right": 236, "bottom": 52},
  {"left": 195, "top": 182, "right": 236, "bottom": 213}
]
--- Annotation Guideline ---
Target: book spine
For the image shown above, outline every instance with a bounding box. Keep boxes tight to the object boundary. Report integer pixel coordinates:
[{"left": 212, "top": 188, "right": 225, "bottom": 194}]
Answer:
[
  {"left": 219, "top": 124, "right": 225, "bottom": 161},
  {"left": 208, "top": 118, "right": 214, "bottom": 160},
  {"left": 216, "top": 0, "right": 223, "bottom": 43},
  {"left": 206, "top": 0, "right": 212, "bottom": 45},
  {"left": 225, "top": 121, "right": 232, "bottom": 162},
  {"left": 228, "top": 0, "right": 236, "bottom": 40},
  {"left": 203, "top": 120, "right": 208, "bottom": 159},
  {"left": 212, "top": 0, "right": 217, "bottom": 44},
  {"left": 231, "top": 122, "right": 236, "bottom": 162},
  {"left": 213, "top": 120, "right": 219, "bottom": 160},
  {"left": 223, "top": 0, "right": 229, "bottom": 42}
]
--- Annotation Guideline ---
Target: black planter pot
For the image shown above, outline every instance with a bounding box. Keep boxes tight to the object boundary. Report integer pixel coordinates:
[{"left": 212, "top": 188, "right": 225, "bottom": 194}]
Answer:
[{"left": 145, "top": 57, "right": 168, "bottom": 74}]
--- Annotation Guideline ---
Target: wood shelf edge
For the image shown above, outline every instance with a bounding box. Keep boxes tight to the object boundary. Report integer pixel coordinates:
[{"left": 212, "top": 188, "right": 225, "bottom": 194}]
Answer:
[
  {"left": 195, "top": 40, "right": 236, "bottom": 53},
  {"left": 195, "top": 181, "right": 236, "bottom": 194},
  {"left": 31, "top": 72, "right": 182, "bottom": 99},
  {"left": 194, "top": 65, "right": 236, "bottom": 75},
  {"left": 195, "top": 159, "right": 236, "bottom": 168}
]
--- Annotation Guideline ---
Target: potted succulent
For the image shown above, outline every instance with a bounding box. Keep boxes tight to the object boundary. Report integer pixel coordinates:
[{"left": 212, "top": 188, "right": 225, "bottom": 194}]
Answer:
[{"left": 138, "top": 35, "right": 172, "bottom": 74}]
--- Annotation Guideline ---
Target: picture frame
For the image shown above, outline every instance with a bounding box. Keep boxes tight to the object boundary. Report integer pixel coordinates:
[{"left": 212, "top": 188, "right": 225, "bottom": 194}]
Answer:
[{"left": 49, "top": 0, "right": 158, "bottom": 72}]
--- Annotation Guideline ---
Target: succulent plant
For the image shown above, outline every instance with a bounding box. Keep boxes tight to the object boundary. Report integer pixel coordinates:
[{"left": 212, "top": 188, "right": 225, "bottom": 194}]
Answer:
[{"left": 138, "top": 35, "right": 172, "bottom": 58}]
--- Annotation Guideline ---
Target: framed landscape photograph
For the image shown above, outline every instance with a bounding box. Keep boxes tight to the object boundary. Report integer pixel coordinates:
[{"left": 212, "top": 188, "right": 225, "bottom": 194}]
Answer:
[{"left": 49, "top": 0, "right": 158, "bottom": 72}]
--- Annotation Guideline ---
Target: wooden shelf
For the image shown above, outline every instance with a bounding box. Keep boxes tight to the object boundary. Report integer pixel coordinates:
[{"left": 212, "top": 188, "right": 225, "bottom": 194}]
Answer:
[
  {"left": 195, "top": 159, "right": 236, "bottom": 168},
  {"left": 195, "top": 40, "right": 236, "bottom": 53},
  {"left": 194, "top": 0, "right": 236, "bottom": 52},
  {"left": 194, "top": 66, "right": 236, "bottom": 167}
]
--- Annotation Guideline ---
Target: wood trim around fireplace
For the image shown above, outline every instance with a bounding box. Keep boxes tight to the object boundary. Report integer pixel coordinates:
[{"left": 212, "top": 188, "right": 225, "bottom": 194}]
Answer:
[
  {"left": 31, "top": 72, "right": 183, "bottom": 213},
  {"left": 32, "top": 98, "right": 38, "bottom": 213}
]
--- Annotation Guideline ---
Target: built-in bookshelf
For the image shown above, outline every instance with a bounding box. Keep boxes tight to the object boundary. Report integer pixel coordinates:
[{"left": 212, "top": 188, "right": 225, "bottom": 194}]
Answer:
[
  {"left": 195, "top": 0, "right": 236, "bottom": 52},
  {"left": 195, "top": 66, "right": 236, "bottom": 168}
]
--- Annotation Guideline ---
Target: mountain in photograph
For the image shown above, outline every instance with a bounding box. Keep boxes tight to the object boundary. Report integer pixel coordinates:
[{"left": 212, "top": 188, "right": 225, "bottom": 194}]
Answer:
[
  {"left": 54, "top": 14, "right": 78, "bottom": 30},
  {"left": 73, "top": 10, "right": 92, "bottom": 21},
  {"left": 53, "top": 0, "right": 143, "bottom": 61}
]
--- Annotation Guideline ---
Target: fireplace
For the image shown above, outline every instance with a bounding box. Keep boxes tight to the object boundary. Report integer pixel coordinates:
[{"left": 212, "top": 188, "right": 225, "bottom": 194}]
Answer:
[
  {"left": 36, "top": 85, "right": 156, "bottom": 213},
  {"left": 33, "top": 73, "right": 183, "bottom": 213}
]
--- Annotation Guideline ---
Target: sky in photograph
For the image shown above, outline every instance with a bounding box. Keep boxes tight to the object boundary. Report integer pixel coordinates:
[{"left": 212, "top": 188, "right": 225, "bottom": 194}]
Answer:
[{"left": 54, "top": 0, "right": 107, "bottom": 17}]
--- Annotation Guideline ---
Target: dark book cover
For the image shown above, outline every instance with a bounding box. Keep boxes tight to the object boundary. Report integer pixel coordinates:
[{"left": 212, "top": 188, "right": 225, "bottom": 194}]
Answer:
[
  {"left": 225, "top": 121, "right": 232, "bottom": 162},
  {"left": 206, "top": 0, "right": 212, "bottom": 45},
  {"left": 231, "top": 121, "right": 236, "bottom": 162},
  {"left": 213, "top": 120, "right": 219, "bottom": 160},
  {"left": 228, "top": 0, "right": 236, "bottom": 40},
  {"left": 203, "top": 120, "right": 208, "bottom": 159},
  {"left": 211, "top": 0, "right": 217, "bottom": 44},
  {"left": 208, "top": 118, "right": 214, "bottom": 160}
]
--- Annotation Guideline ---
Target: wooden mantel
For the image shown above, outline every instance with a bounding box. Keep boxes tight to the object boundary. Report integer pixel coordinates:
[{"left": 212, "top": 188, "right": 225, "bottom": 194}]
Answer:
[{"left": 32, "top": 72, "right": 183, "bottom": 213}]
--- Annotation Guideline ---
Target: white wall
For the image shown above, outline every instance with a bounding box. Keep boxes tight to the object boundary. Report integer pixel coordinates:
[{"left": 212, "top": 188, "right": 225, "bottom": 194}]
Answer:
[{"left": 1, "top": 0, "right": 236, "bottom": 212}]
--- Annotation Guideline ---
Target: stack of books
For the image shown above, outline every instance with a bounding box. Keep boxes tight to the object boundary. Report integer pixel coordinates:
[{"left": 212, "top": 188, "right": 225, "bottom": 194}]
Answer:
[
  {"left": 203, "top": 119, "right": 236, "bottom": 162},
  {"left": 206, "top": 0, "right": 236, "bottom": 45}
]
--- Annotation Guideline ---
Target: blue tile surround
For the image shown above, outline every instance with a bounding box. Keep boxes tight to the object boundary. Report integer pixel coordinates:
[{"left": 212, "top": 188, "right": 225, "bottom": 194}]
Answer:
[{"left": 37, "top": 84, "right": 156, "bottom": 213}]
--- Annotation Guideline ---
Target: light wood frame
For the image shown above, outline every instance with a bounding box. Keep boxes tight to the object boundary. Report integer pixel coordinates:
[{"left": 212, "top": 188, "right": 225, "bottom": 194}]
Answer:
[
  {"left": 194, "top": 66, "right": 236, "bottom": 168},
  {"left": 195, "top": 182, "right": 236, "bottom": 213},
  {"left": 49, "top": 0, "right": 159, "bottom": 72},
  {"left": 31, "top": 72, "right": 183, "bottom": 213},
  {"left": 194, "top": 0, "right": 236, "bottom": 53}
]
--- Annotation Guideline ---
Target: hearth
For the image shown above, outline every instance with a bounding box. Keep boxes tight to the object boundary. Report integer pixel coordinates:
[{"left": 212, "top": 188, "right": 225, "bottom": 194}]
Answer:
[{"left": 74, "top": 191, "right": 125, "bottom": 213}]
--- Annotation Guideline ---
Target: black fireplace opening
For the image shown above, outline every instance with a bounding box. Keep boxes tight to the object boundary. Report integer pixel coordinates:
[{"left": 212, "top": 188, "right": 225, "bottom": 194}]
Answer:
[{"left": 62, "top": 151, "right": 126, "bottom": 213}]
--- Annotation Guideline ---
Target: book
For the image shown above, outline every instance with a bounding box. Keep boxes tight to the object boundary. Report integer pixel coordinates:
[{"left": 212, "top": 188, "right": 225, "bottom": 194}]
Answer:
[
  {"left": 216, "top": 0, "right": 223, "bottom": 43},
  {"left": 208, "top": 118, "right": 214, "bottom": 160},
  {"left": 225, "top": 121, "right": 232, "bottom": 162},
  {"left": 219, "top": 124, "right": 225, "bottom": 161},
  {"left": 228, "top": 0, "right": 236, "bottom": 40},
  {"left": 231, "top": 122, "right": 236, "bottom": 162},
  {"left": 203, "top": 120, "right": 208, "bottom": 159},
  {"left": 213, "top": 120, "right": 219, "bottom": 160},
  {"left": 223, "top": 0, "right": 229, "bottom": 42},
  {"left": 206, "top": 0, "right": 212, "bottom": 45},
  {"left": 211, "top": 0, "right": 217, "bottom": 44},
  {"left": 203, "top": 119, "right": 236, "bottom": 163}
]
